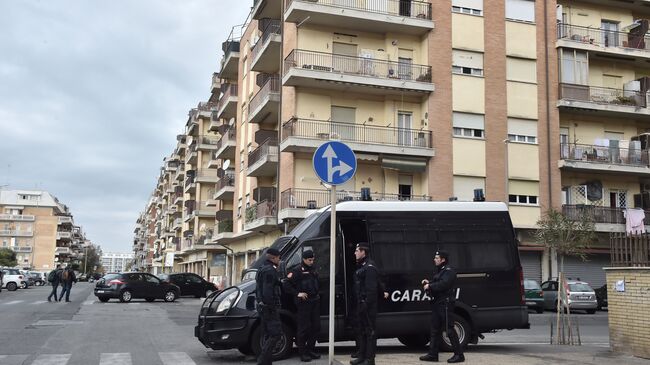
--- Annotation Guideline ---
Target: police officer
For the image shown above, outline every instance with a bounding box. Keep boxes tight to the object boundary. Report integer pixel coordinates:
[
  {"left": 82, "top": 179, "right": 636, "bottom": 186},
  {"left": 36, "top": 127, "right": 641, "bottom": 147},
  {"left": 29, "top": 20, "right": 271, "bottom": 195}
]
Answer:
[
  {"left": 420, "top": 251, "right": 465, "bottom": 363},
  {"left": 351, "top": 242, "right": 388, "bottom": 365},
  {"left": 284, "top": 249, "right": 321, "bottom": 362},
  {"left": 255, "top": 247, "right": 283, "bottom": 365}
]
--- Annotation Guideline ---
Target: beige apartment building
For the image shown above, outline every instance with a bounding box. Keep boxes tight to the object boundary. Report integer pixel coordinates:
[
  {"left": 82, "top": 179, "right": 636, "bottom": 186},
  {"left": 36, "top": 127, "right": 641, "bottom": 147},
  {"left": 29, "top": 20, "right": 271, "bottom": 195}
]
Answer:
[
  {"left": 0, "top": 189, "right": 87, "bottom": 271},
  {"left": 136, "top": 0, "right": 650, "bottom": 289}
]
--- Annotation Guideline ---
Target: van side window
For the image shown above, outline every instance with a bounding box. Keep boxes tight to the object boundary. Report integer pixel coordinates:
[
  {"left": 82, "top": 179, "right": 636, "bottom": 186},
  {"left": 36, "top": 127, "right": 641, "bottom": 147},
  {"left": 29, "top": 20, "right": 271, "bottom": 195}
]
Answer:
[
  {"left": 285, "top": 238, "right": 331, "bottom": 277},
  {"left": 373, "top": 241, "right": 435, "bottom": 273}
]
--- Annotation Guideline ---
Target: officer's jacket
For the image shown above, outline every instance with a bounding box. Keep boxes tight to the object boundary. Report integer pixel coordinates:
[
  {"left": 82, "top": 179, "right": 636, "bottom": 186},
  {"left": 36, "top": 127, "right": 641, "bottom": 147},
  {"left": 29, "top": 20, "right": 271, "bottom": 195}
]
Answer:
[
  {"left": 425, "top": 264, "right": 457, "bottom": 304},
  {"left": 354, "top": 257, "right": 386, "bottom": 304},
  {"left": 256, "top": 259, "right": 281, "bottom": 307},
  {"left": 284, "top": 263, "right": 320, "bottom": 301}
]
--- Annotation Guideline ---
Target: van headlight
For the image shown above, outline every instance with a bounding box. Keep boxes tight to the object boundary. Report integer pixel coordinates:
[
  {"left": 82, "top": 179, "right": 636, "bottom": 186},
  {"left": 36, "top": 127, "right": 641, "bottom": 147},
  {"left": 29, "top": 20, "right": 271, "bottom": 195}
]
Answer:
[{"left": 216, "top": 289, "right": 240, "bottom": 314}]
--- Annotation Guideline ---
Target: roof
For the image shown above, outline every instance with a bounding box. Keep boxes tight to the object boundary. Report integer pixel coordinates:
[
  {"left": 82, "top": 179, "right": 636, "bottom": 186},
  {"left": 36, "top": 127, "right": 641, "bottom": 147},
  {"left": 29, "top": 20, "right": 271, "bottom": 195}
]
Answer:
[
  {"left": 318, "top": 201, "right": 509, "bottom": 212},
  {"left": 0, "top": 189, "right": 67, "bottom": 212}
]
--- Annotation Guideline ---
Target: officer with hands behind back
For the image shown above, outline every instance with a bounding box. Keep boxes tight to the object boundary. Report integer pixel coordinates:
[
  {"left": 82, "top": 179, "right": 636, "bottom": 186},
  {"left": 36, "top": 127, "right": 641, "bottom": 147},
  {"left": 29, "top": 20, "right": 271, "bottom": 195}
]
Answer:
[
  {"left": 255, "top": 247, "right": 283, "bottom": 365},
  {"left": 420, "top": 250, "right": 465, "bottom": 363}
]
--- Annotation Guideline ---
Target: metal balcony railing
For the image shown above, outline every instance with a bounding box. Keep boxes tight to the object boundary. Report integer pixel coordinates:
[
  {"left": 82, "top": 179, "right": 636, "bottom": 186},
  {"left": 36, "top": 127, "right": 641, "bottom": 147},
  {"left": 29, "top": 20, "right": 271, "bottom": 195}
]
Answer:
[
  {"left": 562, "top": 204, "right": 650, "bottom": 225},
  {"left": 557, "top": 23, "right": 650, "bottom": 51},
  {"left": 249, "top": 76, "right": 280, "bottom": 114},
  {"left": 217, "top": 220, "right": 234, "bottom": 233},
  {"left": 246, "top": 200, "right": 277, "bottom": 223},
  {"left": 201, "top": 136, "right": 220, "bottom": 146},
  {"left": 285, "top": 0, "right": 432, "bottom": 20},
  {"left": 281, "top": 188, "right": 432, "bottom": 211},
  {"left": 223, "top": 25, "right": 244, "bottom": 58},
  {"left": 197, "top": 101, "right": 218, "bottom": 112},
  {"left": 285, "top": 49, "right": 432, "bottom": 83},
  {"left": 215, "top": 173, "right": 235, "bottom": 192},
  {"left": 0, "top": 214, "right": 36, "bottom": 221},
  {"left": 282, "top": 118, "right": 433, "bottom": 148},
  {"left": 248, "top": 139, "right": 279, "bottom": 168},
  {"left": 559, "top": 83, "right": 647, "bottom": 108},
  {"left": 560, "top": 143, "right": 650, "bottom": 167},
  {"left": 252, "top": 19, "right": 281, "bottom": 62},
  {"left": 216, "top": 126, "right": 236, "bottom": 151},
  {"left": 218, "top": 84, "right": 238, "bottom": 108},
  {"left": 0, "top": 230, "right": 33, "bottom": 237}
]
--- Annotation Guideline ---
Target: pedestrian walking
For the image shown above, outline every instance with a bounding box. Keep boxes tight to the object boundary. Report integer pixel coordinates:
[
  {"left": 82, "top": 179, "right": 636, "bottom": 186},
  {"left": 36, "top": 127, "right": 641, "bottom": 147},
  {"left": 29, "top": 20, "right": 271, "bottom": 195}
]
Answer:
[
  {"left": 284, "top": 249, "right": 321, "bottom": 362},
  {"left": 350, "top": 242, "right": 388, "bottom": 365},
  {"left": 255, "top": 247, "right": 283, "bottom": 365},
  {"left": 58, "top": 266, "right": 77, "bottom": 302},
  {"left": 420, "top": 251, "right": 465, "bottom": 363},
  {"left": 47, "top": 265, "right": 63, "bottom": 302}
]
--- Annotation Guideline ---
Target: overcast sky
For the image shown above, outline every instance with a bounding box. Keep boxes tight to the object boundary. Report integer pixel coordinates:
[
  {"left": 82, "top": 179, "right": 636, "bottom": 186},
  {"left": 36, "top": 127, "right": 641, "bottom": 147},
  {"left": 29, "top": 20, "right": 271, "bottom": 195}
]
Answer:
[{"left": 0, "top": 1, "right": 250, "bottom": 253}]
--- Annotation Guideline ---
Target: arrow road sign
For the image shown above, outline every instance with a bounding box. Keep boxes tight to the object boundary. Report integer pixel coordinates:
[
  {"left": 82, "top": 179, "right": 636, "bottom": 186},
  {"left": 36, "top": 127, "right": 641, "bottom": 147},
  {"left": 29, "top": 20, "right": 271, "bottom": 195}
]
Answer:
[{"left": 313, "top": 141, "right": 357, "bottom": 185}]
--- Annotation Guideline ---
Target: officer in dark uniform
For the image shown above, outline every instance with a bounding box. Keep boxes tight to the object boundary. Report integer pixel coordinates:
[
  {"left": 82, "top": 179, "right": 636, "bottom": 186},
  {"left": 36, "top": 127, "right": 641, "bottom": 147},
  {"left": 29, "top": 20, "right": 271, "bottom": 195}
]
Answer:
[
  {"left": 284, "top": 249, "right": 321, "bottom": 362},
  {"left": 420, "top": 250, "right": 465, "bottom": 363},
  {"left": 351, "top": 242, "right": 388, "bottom": 365},
  {"left": 255, "top": 247, "right": 283, "bottom": 365}
]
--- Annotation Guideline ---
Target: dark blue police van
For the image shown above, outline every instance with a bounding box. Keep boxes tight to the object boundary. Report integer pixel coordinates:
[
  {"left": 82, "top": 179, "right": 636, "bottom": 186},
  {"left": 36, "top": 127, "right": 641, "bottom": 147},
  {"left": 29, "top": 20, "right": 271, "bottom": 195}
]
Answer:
[{"left": 195, "top": 201, "right": 529, "bottom": 359}]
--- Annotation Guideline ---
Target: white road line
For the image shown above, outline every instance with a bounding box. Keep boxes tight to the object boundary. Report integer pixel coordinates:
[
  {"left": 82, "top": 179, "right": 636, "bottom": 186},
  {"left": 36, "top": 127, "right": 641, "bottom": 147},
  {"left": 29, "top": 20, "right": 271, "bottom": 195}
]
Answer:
[
  {"left": 31, "top": 301, "right": 48, "bottom": 305},
  {"left": 159, "top": 352, "right": 196, "bottom": 365},
  {"left": 99, "top": 353, "right": 131, "bottom": 365},
  {"left": 0, "top": 354, "right": 30, "bottom": 364},
  {"left": 82, "top": 300, "right": 95, "bottom": 306},
  {"left": 1, "top": 300, "right": 23, "bottom": 305},
  {"left": 31, "top": 354, "right": 71, "bottom": 365}
]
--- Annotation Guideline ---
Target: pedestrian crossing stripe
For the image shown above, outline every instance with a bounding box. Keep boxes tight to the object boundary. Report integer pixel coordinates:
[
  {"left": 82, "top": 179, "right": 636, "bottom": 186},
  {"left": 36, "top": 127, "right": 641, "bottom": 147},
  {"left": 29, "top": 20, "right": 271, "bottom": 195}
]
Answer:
[
  {"left": 0, "top": 352, "right": 198, "bottom": 365},
  {"left": 31, "top": 354, "right": 72, "bottom": 365},
  {"left": 99, "top": 353, "right": 131, "bottom": 365},
  {"left": 1, "top": 300, "right": 24, "bottom": 305}
]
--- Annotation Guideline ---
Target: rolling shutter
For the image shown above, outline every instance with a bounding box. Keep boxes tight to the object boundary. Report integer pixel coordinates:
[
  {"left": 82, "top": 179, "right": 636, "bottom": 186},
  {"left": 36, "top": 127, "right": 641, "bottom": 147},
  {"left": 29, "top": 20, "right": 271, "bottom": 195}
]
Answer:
[
  {"left": 520, "top": 251, "right": 542, "bottom": 283},
  {"left": 561, "top": 254, "right": 610, "bottom": 288}
]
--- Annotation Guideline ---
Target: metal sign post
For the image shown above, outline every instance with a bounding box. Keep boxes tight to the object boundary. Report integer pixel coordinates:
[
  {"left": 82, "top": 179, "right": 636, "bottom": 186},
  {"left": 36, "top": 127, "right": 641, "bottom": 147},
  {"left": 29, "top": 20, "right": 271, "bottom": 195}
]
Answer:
[{"left": 312, "top": 141, "right": 357, "bottom": 365}]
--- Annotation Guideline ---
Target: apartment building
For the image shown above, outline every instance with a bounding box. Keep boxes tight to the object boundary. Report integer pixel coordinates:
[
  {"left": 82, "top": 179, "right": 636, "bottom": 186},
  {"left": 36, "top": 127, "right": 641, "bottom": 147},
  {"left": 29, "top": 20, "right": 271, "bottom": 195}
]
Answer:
[
  {"left": 101, "top": 252, "right": 134, "bottom": 273},
  {"left": 0, "top": 189, "right": 87, "bottom": 271}
]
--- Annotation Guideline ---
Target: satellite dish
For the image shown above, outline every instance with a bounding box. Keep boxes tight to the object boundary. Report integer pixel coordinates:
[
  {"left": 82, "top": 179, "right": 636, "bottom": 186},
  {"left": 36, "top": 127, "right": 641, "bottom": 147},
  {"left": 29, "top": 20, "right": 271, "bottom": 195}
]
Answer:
[{"left": 223, "top": 159, "right": 231, "bottom": 170}]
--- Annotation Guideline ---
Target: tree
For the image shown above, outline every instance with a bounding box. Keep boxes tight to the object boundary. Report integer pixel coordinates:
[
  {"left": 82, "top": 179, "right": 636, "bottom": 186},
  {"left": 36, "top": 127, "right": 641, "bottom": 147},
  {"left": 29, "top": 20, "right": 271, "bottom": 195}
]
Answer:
[
  {"left": 0, "top": 248, "right": 17, "bottom": 267},
  {"left": 535, "top": 208, "right": 597, "bottom": 272},
  {"left": 81, "top": 245, "right": 103, "bottom": 275}
]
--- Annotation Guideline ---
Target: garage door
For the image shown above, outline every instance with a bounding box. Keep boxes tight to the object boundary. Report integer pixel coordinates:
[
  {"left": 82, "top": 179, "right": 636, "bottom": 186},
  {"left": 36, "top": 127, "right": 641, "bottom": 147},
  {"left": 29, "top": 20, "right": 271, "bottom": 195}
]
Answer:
[
  {"left": 520, "top": 251, "right": 542, "bottom": 283},
  {"left": 561, "top": 254, "right": 610, "bottom": 288}
]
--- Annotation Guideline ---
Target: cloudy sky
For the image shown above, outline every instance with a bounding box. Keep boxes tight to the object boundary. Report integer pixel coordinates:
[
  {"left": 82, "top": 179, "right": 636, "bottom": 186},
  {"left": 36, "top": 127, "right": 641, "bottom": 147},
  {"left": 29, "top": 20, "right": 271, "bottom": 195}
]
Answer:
[{"left": 0, "top": 1, "right": 250, "bottom": 252}]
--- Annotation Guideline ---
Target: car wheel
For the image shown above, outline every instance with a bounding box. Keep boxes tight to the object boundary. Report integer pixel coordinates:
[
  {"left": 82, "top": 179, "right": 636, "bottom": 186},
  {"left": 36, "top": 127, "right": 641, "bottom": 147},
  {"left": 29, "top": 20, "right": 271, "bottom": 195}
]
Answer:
[
  {"left": 119, "top": 290, "right": 132, "bottom": 303},
  {"left": 98, "top": 297, "right": 110, "bottom": 303},
  {"left": 441, "top": 314, "right": 471, "bottom": 352},
  {"left": 7, "top": 282, "right": 17, "bottom": 291},
  {"left": 586, "top": 309, "right": 596, "bottom": 314},
  {"left": 398, "top": 334, "right": 429, "bottom": 349},
  {"left": 164, "top": 290, "right": 177, "bottom": 302},
  {"left": 145, "top": 297, "right": 155, "bottom": 302},
  {"left": 251, "top": 321, "right": 293, "bottom": 361},
  {"left": 21, "top": 282, "right": 28, "bottom": 289}
]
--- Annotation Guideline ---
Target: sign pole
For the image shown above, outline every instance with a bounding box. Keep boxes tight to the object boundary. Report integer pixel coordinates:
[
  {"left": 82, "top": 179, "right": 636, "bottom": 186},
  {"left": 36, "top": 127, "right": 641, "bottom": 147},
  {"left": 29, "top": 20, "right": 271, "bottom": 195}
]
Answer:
[{"left": 328, "top": 184, "right": 336, "bottom": 365}]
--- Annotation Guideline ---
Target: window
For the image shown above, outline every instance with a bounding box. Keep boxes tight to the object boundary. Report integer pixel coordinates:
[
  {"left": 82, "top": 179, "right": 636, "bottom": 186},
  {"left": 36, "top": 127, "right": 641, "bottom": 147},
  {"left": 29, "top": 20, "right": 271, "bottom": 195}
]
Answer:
[
  {"left": 453, "top": 112, "right": 485, "bottom": 139},
  {"left": 506, "top": 57, "right": 537, "bottom": 83},
  {"left": 509, "top": 180, "right": 539, "bottom": 205},
  {"left": 508, "top": 194, "right": 538, "bottom": 205},
  {"left": 560, "top": 49, "right": 588, "bottom": 85},
  {"left": 506, "top": 0, "right": 535, "bottom": 23},
  {"left": 452, "top": 50, "right": 484, "bottom": 76},
  {"left": 453, "top": 176, "right": 486, "bottom": 201},
  {"left": 507, "top": 118, "right": 537, "bottom": 144},
  {"left": 452, "top": 0, "right": 483, "bottom": 15}
]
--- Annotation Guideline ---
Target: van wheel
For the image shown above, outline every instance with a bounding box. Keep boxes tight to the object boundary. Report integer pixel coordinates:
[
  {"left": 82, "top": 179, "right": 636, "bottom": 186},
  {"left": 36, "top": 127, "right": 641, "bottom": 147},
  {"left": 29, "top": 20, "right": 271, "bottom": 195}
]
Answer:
[
  {"left": 441, "top": 314, "right": 471, "bottom": 352},
  {"left": 7, "top": 282, "right": 17, "bottom": 291},
  {"left": 251, "top": 322, "right": 293, "bottom": 361},
  {"left": 398, "top": 334, "right": 429, "bottom": 349}
]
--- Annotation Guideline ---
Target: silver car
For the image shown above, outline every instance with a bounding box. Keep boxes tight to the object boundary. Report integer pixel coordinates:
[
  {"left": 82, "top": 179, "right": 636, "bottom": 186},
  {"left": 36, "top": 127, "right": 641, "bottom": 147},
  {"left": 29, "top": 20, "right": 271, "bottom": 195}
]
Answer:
[{"left": 541, "top": 280, "right": 598, "bottom": 314}]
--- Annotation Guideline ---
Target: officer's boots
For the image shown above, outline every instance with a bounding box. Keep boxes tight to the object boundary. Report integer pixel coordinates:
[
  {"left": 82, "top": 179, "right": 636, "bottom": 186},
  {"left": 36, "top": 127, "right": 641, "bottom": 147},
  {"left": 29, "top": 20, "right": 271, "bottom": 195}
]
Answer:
[
  {"left": 447, "top": 354, "right": 465, "bottom": 363},
  {"left": 350, "top": 358, "right": 366, "bottom": 365},
  {"left": 299, "top": 350, "right": 312, "bottom": 362},
  {"left": 307, "top": 350, "right": 321, "bottom": 360}
]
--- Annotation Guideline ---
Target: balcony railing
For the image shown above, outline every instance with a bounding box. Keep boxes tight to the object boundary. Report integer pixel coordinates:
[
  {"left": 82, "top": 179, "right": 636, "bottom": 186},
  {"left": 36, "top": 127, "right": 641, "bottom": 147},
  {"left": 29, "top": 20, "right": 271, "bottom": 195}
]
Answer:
[
  {"left": 217, "top": 220, "right": 234, "bottom": 233},
  {"left": 246, "top": 200, "right": 277, "bottom": 223},
  {"left": 0, "top": 214, "right": 35, "bottom": 221},
  {"left": 562, "top": 204, "right": 650, "bottom": 225},
  {"left": 284, "top": 49, "right": 432, "bottom": 83},
  {"left": 215, "top": 173, "right": 235, "bottom": 192},
  {"left": 249, "top": 76, "right": 280, "bottom": 115},
  {"left": 282, "top": 118, "right": 433, "bottom": 148},
  {"left": 248, "top": 139, "right": 279, "bottom": 168},
  {"left": 610, "top": 232, "right": 650, "bottom": 267},
  {"left": 281, "top": 188, "right": 432, "bottom": 211},
  {"left": 216, "top": 126, "right": 236, "bottom": 151},
  {"left": 560, "top": 143, "right": 650, "bottom": 167},
  {"left": 557, "top": 23, "right": 650, "bottom": 51},
  {"left": 218, "top": 84, "right": 238, "bottom": 108},
  {"left": 559, "top": 83, "right": 647, "bottom": 108},
  {"left": 285, "top": 0, "right": 432, "bottom": 20},
  {"left": 252, "top": 19, "right": 281, "bottom": 62},
  {"left": 0, "top": 230, "right": 33, "bottom": 237}
]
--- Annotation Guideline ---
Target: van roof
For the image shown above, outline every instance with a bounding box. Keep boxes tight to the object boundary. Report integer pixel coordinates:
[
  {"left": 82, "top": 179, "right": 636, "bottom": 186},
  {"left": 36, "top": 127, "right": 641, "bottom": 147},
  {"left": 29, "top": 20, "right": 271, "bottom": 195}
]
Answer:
[{"left": 319, "top": 201, "right": 508, "bottom": 212}]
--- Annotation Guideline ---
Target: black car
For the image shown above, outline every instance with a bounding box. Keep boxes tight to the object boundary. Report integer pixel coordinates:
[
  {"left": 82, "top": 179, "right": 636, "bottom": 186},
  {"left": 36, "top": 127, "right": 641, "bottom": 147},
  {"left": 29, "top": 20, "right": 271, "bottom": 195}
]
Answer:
[
  {"left": 94, "top": 272, "right": 180, "bottom": 303},
  {"left": 595, "top": 284, "right": 608, "bottom": 310},
  {"left": 158, "top": 273, "right": 218, "bottom": 298}
]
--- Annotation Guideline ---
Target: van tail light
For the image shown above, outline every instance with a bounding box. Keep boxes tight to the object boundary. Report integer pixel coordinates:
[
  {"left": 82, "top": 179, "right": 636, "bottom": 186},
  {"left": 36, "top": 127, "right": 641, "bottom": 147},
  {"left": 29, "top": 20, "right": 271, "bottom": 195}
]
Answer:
[
  {"left": 518, "top": 267, "right": 525, "bottom": 305},
  {"left": 108, "top": 279, "right": 125, "bottom": 285}
]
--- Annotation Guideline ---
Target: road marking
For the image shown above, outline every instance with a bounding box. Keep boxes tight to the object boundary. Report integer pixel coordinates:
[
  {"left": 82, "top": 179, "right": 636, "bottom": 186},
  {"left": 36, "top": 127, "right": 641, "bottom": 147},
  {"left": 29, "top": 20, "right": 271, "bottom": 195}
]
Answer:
[
  {"left": 159, "top": 352, "right": 196, "bottom": 365},
  {"left": 1, "top": 300, "right": 23, "bottom": 305},
  {"left": 0, "top": 354, "right": 30, "bottom": 365},
  {"left": 99, "top": 353, "right": 131, "bottom": 365},
  {"left": 31, "top": 354, "right": 71, "bottom": 365},
  {"left": 31, "top": 301, "right": 48, "bottom": 305},
  {"left": 82, "top": 300, "right": 95, "bottom": 305}
]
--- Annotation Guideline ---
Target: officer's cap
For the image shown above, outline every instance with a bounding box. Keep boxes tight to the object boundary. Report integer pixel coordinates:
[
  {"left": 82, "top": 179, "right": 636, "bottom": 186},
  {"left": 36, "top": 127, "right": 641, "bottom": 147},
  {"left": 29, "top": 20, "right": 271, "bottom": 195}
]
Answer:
[
  {"left": 435, "top": 250, "right": 449, "bottom": 261},
  {"left": 302, "top": 250, "right": 314, "bottom": 259},
  {"left": 266, "top": 247, "right": 281, "bottom": 257},
  {"left": 356, "top": 242, "right": 370, "bottom": 252}
]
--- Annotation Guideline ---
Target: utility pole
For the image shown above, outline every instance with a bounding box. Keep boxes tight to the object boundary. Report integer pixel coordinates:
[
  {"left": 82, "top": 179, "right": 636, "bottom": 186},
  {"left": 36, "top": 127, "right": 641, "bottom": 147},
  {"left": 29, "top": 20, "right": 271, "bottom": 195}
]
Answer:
[{"left": 83, "top": 245, "right": 89, "bottom": 274}]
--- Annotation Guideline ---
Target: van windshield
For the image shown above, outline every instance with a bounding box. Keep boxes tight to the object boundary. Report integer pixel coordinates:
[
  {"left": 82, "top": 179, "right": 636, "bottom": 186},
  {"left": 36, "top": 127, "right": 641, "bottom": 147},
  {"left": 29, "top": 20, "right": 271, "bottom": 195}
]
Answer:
[{"left": 289, "top": 212, "right": 320, "bottom": 238}]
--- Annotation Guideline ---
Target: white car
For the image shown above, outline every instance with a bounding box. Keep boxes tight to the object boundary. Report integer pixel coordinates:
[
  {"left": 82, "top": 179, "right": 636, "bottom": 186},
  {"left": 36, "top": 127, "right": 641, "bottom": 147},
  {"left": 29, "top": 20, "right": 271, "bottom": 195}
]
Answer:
[{"left": 1, "top": 268, "right": 27, "bottom": 291}]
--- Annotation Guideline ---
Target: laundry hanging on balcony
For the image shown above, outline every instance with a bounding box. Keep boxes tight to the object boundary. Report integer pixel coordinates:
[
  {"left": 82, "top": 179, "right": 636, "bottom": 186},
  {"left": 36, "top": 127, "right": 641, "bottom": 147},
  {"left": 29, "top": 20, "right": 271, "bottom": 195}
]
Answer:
[{"left": 624, "top": 208, "right": 646, "bottom": 235}]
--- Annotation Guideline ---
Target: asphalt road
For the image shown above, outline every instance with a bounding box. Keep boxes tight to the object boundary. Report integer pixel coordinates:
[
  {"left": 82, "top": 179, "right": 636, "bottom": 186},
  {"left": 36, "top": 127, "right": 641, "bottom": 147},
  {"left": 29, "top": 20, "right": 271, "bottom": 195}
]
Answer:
[{"left": 0, "top": 283, "right": 622, "bottom": 365}]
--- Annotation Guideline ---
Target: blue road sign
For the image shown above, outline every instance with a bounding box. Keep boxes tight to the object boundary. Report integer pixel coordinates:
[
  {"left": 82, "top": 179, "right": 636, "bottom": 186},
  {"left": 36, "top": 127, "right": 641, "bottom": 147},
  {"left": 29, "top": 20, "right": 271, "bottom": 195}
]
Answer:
[{"left": 312, "top": 141, "right": 357, "bottom": 185}]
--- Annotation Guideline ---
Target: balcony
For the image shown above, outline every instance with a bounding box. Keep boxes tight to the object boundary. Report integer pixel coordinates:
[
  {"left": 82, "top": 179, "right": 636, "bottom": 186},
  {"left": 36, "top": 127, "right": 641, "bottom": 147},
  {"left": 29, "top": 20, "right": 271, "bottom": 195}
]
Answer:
[
  {"left": 10, "top": 246, "right": 33, "bottom": 253},
  {"left": 562, "top": 204, "right": 650, "bottom": 233},
  {"left": 217, "top": 83, "right": 238, "bottom": 120},
  {"left": 213, "top": 220, "right": 235, "bottom": 243},
  {"left": 185, "top": 149, "right": 198, "bottom": 165},
  {"left": 220, "top": 26, "right": 243, "bottom": 80},
  {"left": 0, "top": 229, "right": 33, "bottom": 237},
  {"left": 214, "top": 173, "right": 236, "bottom": 200},
  {"left": 284, "top": 0, "right": 433, "bottom": 35},
  {"left": 211, "top": 72, "right": 220, "bottom": 94},
  {"left": 247, "top": 139, "right": 279, "bottom": 177},
  {"left": 55, "top": 247, "right": 71, "bottom": 255},
  {"left": 253, "top": 0, "right": 282, "bottom": 20},
  {"left": 186, "top": 120, "right": 198, "bottom": 136},
  {"left": 559, "top": 143, "right": 650, "bottom": 176},
  {"left": 214, "top": 126, "right": 237, "bottom": 160},
  {"left": 557, "top": 23, "right": 650, "bottom": 60},
  {"left": 279, "top": 188, "right": 431, "bottom": 220},
  {"left": 558, "top": 83, "right": 650, "bottom": 119},
  {"left": 245, "top": 200, "right": 278, "bottom": 232},
  {"left": 249, "top": 76, "right": 280, "bottom": 126},
  {"left": 283, "top": 50, "right": 434, "bottom": 96},
  {"left": 173, "top": 218, "right": 182, "bottom": 231},
  {"left": 251, "top": 20, "right": 282, "bottom": 73},
  {"left": 184, "top": 176, "right": 196, "bottom": 194},
  {"left": 281, "top": 118, "right": 434, "bottom": 157},
  {"left": 195, "top": 201, "right": 217, "bottom": 218},
  {"left": 196, "top": 171, "right": 220, "bottom": 184},
  {"left": 198, "top": 136, "right": 221, "bottom": 151},
  {"left": 56, "top": 231, "right": 72, "bottom": 240},
  {"left": 196, "top": 101, "right": 218, "bottom": 119},
  {"left": 0, "top": 214, "right": 35, "bottom": 222}
]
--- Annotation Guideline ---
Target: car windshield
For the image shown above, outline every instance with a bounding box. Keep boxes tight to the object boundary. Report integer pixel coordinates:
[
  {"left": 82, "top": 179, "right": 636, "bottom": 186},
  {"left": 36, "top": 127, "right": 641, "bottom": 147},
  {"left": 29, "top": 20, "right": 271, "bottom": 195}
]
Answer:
[
  {"left": 569, "top": 283, "right": 593, "bottom": 292},
  {"left": 158, "top": 274, "right": 169, "bottom": 280},
  {"left": 524, "top": 280, "right": 541, "bottom": 290},
  {"left": 102, "top": 274, "right": 120, "bottom": 281}
]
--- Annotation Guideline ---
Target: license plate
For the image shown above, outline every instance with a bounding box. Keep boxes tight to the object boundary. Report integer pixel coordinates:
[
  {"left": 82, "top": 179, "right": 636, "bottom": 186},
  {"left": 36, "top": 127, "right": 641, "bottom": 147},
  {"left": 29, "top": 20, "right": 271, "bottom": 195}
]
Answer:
[
  {"left": 578, "top": 296, "right": 589, "bottom": 300},
  {"left": 526, "top": 301, "right": 535, "bottom": 305},
  {"left": 96, "top": 290, "right": 105, "bottom": 294}
]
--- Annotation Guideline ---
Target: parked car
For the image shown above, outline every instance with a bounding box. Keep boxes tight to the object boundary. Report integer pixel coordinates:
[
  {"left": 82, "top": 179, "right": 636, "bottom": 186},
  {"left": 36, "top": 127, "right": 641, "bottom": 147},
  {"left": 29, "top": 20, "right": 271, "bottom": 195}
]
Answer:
[
  {"left": 158, "top": 273, "right": 218, "bottom": 298},
  {"left": 94, "top": 272, "right": 180, "bottom": 303},
  {"left": 1, "top": 268, "right": 27, "bottom": 291},
  {"left": 541, "top": 280, "right": 597, "bottom": 314},
  {"left": 595, "top": 284, "right": 608, "bottom": 310},
  {"left": 28, "top": 272, "right": 45, "bottom": 286},
  {"left": 524, "top": 279, "right": 544, "bottom": 313},
  {"left": 78, "top": 274, "right": 88, "bottom": 282}
]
